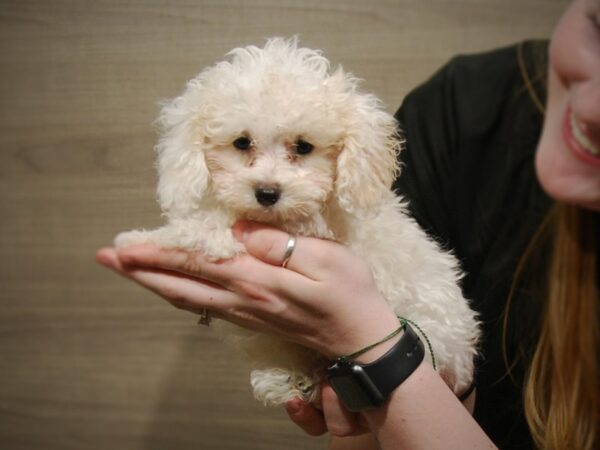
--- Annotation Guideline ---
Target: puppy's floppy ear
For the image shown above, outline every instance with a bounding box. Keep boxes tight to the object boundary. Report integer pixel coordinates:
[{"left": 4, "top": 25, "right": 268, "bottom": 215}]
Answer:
[
  {"left": 335, "top": 92, "right": 403, "bottom": 215},
  {"left": 155, "top": 81, "right": 210, "bottom": 218}
]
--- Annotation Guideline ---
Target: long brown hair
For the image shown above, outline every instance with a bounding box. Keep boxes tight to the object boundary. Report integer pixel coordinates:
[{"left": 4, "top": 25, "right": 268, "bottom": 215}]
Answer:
[
  {"left": 510, "top": 41, "right": 599, "bottom": 449},
  {"left": 523, "top": 204, "right": 599, "bottom": 449}
]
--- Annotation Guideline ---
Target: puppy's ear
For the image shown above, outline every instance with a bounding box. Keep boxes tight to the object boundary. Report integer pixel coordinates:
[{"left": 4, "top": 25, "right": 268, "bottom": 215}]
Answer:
[
  {"left": 155, "top": 85, "right": 210, "bottom": 218},
  {"left": 335, "top": 93, "right": 403, "bottom": 215}
]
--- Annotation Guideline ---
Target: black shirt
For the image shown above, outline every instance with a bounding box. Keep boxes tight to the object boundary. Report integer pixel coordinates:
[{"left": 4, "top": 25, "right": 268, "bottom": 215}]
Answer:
[{"left": 393, "top": 41, "right": 553, "bottom": 449}]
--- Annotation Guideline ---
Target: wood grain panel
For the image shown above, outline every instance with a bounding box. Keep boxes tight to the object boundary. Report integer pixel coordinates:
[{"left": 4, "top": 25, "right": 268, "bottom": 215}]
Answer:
[{"left": 0, "top": 0, "right": 568, "bottom": 449}]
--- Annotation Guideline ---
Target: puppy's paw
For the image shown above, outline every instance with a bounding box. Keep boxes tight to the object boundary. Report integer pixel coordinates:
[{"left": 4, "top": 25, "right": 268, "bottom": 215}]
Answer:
[
  {"left": 251, "top": 368, "right": 319, "bottom": 406},
  {"left": 201, "top": 237, "right": 245, "bottom": 261},
  {"left": 114, "top": 229, "right": 154, "bottom": 248}
]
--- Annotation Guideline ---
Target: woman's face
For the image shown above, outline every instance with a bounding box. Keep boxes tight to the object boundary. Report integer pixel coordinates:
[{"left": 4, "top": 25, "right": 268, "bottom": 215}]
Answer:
[{"left": 535, "top": 0, "right": 600, "bottom": 211}]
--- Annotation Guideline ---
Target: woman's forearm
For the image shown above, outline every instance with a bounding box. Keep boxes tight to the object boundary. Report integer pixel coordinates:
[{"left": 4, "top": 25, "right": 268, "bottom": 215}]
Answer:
[
  {"left": 328, "top": 383, "right": 480, "bottom": 450},
  {"left": 363, "top": 363, "right": 496, "bottom": 450}
]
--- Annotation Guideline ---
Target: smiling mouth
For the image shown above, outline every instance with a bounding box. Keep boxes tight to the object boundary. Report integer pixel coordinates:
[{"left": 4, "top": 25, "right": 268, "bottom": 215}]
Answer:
[{"left": 564, "top": 108, "right": 600, "bottom": 166}]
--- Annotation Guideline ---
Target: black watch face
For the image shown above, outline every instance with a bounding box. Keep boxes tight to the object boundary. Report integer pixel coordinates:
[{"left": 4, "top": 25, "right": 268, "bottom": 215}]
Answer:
[{"left": 328, "top": 365, "right": 384, "bottom": 412}]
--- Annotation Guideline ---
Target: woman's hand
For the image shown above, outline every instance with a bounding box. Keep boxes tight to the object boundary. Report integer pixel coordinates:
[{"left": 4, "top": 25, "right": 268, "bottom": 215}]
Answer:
[
  {"left": 285, "top": 383, "right": 369, "bottom": 437},
  {"left": 96, "top": 221, "right": 399, "bottom": 359},
  {"left": 285, "top": 381, "right": 477, "bottom": 440},
  {"left": 97, "top": 221, "right": 495, "bottom": 450}
]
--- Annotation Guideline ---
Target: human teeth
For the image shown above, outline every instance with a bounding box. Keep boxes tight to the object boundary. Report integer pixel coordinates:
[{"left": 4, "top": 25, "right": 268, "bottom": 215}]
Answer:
[{"left": 570, "top": 114, "right": 600, "bottom": 156}]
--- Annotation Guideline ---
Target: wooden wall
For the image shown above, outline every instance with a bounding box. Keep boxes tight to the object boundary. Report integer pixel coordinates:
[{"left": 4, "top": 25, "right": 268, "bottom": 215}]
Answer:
[{"left": 0, "top": 1, "right": 568, "bottom": 449}]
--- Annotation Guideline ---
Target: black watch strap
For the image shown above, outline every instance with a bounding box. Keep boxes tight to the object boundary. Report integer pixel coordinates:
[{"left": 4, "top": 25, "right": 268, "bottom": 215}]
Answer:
[
  {"left": 327, "top": 323, "right": 425, "bottom": 411},
  {"left": 359, "top": 324, "right": 425, "bottom": 395}
]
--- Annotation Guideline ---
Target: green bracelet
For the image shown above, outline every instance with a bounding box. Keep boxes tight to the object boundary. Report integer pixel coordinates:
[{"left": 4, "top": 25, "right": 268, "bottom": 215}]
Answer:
[
  {"left": 399, "top": 316, "right": 436, "bottom": 370},
  {"left": 338, "top": 316, "right": 436, "bottom": 370}
]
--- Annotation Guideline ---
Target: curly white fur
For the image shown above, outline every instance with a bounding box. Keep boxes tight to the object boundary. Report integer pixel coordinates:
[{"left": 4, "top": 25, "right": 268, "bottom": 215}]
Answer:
[{"left": 116, "top": 37, "right": 480, "bottom": 406}]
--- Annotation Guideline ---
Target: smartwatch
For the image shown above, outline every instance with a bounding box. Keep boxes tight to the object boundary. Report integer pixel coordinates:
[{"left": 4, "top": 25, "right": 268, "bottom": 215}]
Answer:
[{"left": 326, "top": 323, "right": 425, "bottom": 411}]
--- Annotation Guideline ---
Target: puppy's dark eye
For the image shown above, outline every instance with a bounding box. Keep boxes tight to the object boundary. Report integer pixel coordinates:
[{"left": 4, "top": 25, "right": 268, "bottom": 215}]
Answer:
[
  {"left": 294, "top": 139, "right": 314, "bottom": 155},
  {"left": 233, "top": 136, "right": 252, "bottom": 150}
]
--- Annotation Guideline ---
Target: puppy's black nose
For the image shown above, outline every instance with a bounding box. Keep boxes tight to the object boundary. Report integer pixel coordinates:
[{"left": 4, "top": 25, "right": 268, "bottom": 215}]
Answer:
[{"left": 255, "top": 186, "right": 281, "bottom": 206}]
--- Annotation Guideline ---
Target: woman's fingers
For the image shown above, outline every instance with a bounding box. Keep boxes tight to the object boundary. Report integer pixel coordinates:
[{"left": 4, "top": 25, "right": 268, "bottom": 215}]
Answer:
[
  {"left": 96, "top": 247, "right": 124, "bottom": 271},
  {"left": 232, "top": 222, "right": 304, "bottom": 272},
  {"left": 125, "top": 268, "right": 236, "bottom": 313},
  {"left": 285, "top": 398, "right": 328, "bottom": 436},
  {"left": 285, "top": 387, "right": 370, "bottom": 438},
  {"left": 115, "top": 242, "right": 302, "bottom": 290},
  {"left": 111, "top": 244, "right": 232, "bottom": 286},
  {"left": 321, "top": 383, "right": 368, "bottom": 437},
  {"left": 97, "top": 247, "right": 307, "bottom": 335},
  {"left": 233, "top": 221, "right": 342, "bottom": 280},
  {"left": 97, "top": 247, "right": 237, "bottom": 313},
  {"left": 106, "top": 241, "right": 321, "bottom": 313}
]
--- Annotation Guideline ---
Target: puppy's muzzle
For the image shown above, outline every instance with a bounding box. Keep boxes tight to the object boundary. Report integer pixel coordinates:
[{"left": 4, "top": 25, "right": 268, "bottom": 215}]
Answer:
[{"left": 255, "top": 185, "right": 281, "bottom": 207}]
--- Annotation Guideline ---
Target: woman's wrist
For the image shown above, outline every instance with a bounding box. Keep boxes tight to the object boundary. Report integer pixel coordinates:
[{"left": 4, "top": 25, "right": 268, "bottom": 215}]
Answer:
[
  {"left": 353, "top": 329, "right": 404, "bottom": 364},
  {"left": 326, "top": 309, "right": 402, "bottom": 362}
]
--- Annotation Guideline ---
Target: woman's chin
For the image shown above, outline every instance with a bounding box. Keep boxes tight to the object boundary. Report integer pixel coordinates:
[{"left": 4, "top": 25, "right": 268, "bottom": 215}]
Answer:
[{"left": 535, "top": 141, "right": 600, "bottom": 211}]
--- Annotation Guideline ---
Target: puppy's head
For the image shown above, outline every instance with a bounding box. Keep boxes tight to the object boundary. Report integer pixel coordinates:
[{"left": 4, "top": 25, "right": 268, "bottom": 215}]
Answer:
[{"left": 156, "top": 37, "right": 401, "bottom": 222}]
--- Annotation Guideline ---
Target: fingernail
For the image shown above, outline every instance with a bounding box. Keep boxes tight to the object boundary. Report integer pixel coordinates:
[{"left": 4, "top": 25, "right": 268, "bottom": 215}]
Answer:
[{"left": 96, "top": 248, "right": 117, "bottom": 269}]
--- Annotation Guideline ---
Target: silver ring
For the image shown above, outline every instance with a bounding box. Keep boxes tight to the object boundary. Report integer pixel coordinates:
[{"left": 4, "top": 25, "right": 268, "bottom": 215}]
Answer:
[
  {"left": 281, "top": 235, "right": 296, "bottom": 268},
  {"left": 197, "top": 308, "right": 212, "bottom": 327}
]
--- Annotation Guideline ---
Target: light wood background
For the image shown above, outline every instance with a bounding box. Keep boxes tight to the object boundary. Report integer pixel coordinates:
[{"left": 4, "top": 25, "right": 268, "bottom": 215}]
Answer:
[{"left": 0, "top": 1, "right": 568, "bottom": 449}]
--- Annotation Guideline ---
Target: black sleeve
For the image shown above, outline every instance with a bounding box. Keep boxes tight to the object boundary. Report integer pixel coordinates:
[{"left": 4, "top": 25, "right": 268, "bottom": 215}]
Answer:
[
  {"left": 391, "top": 42, "right": 550, "bottom": 450},
  {"left": 392, "top": 59, "right": 461, "bottom": 252},
  {"left": 392, "top": 43, "right": 539, "bottom": 276}
]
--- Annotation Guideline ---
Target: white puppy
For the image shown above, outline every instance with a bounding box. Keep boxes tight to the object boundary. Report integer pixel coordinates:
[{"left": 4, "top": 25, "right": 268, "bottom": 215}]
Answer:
[{"left": 116, "top": 37, "right": 480, "bottom": 406}]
